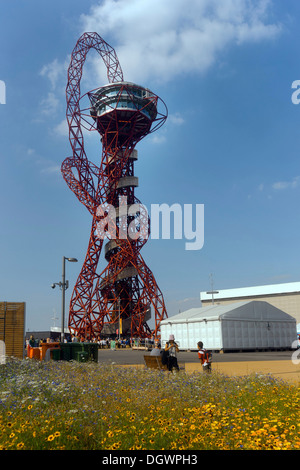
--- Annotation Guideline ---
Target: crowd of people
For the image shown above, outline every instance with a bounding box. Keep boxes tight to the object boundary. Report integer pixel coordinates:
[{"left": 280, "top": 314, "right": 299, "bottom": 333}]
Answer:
[
  {"left": 26, "top": 333, "right": 212, "bottom": 373},
  {"left": 25, "top": 334, "right": 155, "bottom": 350}
]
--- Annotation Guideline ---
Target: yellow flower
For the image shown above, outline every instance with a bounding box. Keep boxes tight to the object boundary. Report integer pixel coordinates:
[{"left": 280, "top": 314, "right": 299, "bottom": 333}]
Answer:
[
  {"left": 28, "top": 405, "right": 33, "bottom": 410},
  {"left": 47, "top": 435, "right": 54, "bottom": 441}
]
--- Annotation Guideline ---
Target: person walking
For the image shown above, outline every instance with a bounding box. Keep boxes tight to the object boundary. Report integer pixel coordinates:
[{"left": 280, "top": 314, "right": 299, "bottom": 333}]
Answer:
[
  {"left": 197, "top": 341, "right": 212, "bottom": 373},
  {"left": 165, "top": 335, "right": 179, "bottom": 372}
]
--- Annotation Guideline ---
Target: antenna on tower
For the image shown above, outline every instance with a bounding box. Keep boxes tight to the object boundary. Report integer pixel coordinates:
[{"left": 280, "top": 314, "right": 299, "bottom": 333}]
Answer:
[
  {"left": 51, "top": 309, "right": 59, "bottom": 327},
  {"left": 206, "top": 273, "right": 219, "bottom": 305}
]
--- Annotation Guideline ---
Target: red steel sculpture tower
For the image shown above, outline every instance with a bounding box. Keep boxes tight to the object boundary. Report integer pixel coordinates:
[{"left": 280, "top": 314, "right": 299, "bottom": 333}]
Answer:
[{"left": 61, "top": 32, "right": 168, "bottom": 340}]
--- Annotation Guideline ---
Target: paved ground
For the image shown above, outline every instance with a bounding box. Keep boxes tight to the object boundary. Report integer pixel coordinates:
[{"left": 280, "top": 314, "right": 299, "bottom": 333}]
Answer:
[
  {"left": 98, "top": 348, "right": 294, "bottom": 364},
  {"left": 98, "top": 348, "right": 300, "bottom": 384}
]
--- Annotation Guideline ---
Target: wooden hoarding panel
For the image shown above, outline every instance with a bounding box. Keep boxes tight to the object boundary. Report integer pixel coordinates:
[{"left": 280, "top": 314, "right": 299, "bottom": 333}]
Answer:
[{"left": 0, "top": 302, "right": 25, "bottom": 359}]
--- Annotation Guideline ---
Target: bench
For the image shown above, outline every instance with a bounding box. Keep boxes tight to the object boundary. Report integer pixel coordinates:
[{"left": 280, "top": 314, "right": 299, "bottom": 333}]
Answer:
[{"left": 143, "top": 354, "right": 168, "bottom": 370}]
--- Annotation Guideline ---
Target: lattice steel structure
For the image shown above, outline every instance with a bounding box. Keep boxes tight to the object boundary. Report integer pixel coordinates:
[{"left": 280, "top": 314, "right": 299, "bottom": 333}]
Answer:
[{"left": 61, "top": 32, "right": 168, "bottom": 340}]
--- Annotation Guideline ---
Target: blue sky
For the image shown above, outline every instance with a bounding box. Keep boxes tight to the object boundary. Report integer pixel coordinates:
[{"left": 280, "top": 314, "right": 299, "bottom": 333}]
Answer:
[{"left": 1, "top": 0, "right": 300, "bottom": 332}]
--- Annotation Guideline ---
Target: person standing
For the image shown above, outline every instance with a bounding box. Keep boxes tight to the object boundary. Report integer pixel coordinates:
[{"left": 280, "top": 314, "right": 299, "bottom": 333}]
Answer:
[
  {"left": 197, "top": 341, "right": 212, "bottom": 373},
  {"left": 165, "top": 335, "right": 179, "bottom": 372}
]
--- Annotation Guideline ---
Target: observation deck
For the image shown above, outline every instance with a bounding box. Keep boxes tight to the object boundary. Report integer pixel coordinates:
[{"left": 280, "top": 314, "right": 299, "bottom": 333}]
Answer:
[{"left": 89, "top": 82, "right": 158, "bottom": 145}]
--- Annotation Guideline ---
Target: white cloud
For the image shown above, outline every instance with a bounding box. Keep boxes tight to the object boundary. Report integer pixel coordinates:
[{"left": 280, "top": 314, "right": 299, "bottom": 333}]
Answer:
[
  {"left": 40, "top": 165, "right": 61, "bottom": 175},
  {"left": 23, "top": 147, "right": 61, "bottom": 176},
  {"left": 79, "top": 0, "right": 281, "bottom": 84},
  {"left": 169, "top": 112, "right": 185, "bottom": 125},
  {"left": 150, "top": 134, "right": 167, "bottom": 145},
  {"left": 39, "top": 0, "right": 281, "bottom": 141},
  {"left": 39, "top": 58, "right": 68, "bottom": 90},
  {"left": 39, "top": 92, "right": 60, "bottom": 116},
  {"left": 39, "top": 58, "right": 69, "bottom": 119},
  {"left": 53, "top": 119, "right": 68, "bottom": 137},
  {"left": 272, "top": 176, "right": 300, "bottom": 190}
]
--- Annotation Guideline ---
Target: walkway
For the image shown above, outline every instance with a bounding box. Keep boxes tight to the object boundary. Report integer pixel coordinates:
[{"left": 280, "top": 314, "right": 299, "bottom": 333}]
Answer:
[{"left": 98, "top": 349, "right": 300, "bottom": 384}]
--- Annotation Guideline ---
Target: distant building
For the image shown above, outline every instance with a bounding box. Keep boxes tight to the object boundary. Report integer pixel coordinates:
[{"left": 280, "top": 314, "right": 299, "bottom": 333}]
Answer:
[
  {"left": 200, "top": 282, "right": 300, "bottom": 324},
  {"left": 25, "top": 327, "right": 71, "bottom": 344}
]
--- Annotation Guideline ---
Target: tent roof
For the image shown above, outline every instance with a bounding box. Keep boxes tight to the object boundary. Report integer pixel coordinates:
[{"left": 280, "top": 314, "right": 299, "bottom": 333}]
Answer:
[{"left": 160, "top": 300, "right": 296, "bottom": 324}]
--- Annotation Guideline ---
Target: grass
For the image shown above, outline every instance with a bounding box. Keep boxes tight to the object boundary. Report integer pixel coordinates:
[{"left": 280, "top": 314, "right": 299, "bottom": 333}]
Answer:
[{"left": 0, "top": 358, "right": 300, "bottom": 450}]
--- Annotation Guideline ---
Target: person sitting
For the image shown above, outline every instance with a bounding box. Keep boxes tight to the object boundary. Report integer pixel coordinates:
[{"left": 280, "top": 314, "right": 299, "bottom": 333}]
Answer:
[{"left": 150, "top": 340, "right": 162, "bottom": 356}]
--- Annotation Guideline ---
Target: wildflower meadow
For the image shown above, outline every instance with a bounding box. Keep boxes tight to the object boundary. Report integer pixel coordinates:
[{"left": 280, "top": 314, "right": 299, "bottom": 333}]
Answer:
[{"left": 0, "top": 358, "right": 300, "bottom": 450}]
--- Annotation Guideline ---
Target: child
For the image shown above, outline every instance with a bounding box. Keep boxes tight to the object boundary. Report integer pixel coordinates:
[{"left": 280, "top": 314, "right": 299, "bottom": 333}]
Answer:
[{"left": 197, "top": 341, "right": 212, "bottom": 373}]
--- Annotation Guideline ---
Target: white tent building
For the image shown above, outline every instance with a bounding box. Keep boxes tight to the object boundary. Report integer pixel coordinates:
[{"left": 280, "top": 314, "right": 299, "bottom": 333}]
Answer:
[{"left": 160, "top": 301, "right": 297, "bottom": 351}]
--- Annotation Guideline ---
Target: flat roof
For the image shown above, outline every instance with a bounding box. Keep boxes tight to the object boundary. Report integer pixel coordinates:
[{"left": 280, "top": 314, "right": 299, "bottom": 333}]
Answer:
[{"left": 200, "top": 281, "right": 300, "bottom": 301}]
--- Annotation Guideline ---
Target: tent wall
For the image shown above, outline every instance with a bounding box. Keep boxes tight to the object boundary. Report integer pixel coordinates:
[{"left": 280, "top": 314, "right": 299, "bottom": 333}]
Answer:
[
  {"left": 161, "top": 320, "right": 222, "bottom": 351},
  {"left": 161, "top": 318, "right": 296, "bottom": 351},
  {"left": 160, "top": 301, "right": 297, "bottom": 351},
  {"left": 222, "top": 319, "right": 296, "bottom": 350}
]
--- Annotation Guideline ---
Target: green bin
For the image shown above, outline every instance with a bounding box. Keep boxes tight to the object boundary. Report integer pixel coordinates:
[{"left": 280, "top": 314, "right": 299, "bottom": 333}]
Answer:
[
  {"left": 60, "top": 343, "right": 72, "bottom": 361},
  {"left": 70, "top": 343, "right": 85, "bottom": 360},
  {"left": 86, "top": 343, "right": 98, "bottom": 362},
  {"left": 75, "top": 351, "right": 88, "bottom": 362},
  {"left": 51, "top": 348, "right": 61, "bottom": 361}
]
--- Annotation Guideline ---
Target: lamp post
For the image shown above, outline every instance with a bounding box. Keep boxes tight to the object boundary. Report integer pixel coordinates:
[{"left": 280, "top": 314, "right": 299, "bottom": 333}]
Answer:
[{"left": 52, "top": 257, "right": 78, "bottom": 342}]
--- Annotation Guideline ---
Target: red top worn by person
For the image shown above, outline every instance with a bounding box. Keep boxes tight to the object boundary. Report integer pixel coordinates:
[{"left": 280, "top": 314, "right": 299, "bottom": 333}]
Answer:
[{"left": 197, "top": 341, "right": 212, "bottom": 373}]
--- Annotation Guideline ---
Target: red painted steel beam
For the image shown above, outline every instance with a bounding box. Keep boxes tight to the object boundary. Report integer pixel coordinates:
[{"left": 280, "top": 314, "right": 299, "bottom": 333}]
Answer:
[{"left": 61, "top": 32, "right": 168, "bottom": 340}]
